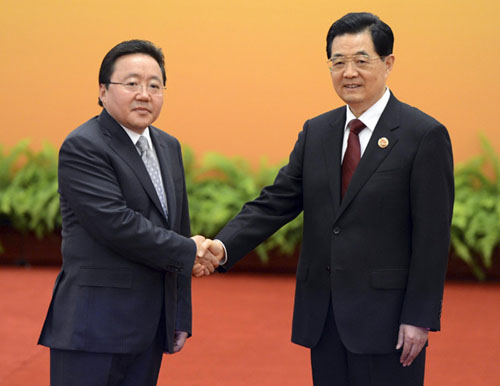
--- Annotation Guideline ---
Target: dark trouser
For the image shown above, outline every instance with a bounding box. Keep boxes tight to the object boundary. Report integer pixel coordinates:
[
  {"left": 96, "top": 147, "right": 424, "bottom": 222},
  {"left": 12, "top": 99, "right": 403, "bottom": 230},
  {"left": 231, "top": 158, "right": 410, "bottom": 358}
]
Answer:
[
  {"left": 50, "top": 322, "right": 165, "bottom": 386},
  {"left": 311, "top": 300, "right": 426, "bottom": 386}
]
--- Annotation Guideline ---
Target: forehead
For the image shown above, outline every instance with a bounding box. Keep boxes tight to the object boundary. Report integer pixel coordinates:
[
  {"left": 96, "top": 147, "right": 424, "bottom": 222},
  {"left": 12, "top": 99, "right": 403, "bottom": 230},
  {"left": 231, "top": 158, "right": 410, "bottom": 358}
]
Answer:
[
  {"left": 330, "top": 30, "right": 376, "bottom": 55},
  {"left": 111, "top": 53, "right": 162, "bottom": 78}
]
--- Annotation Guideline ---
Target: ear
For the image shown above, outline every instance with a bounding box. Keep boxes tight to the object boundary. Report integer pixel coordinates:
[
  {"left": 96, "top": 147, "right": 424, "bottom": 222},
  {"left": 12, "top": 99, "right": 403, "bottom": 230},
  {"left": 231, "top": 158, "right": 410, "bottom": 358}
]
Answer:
[
  {"left": 99, "top": 84, "right": 108, "bottom": 107},
  {"left": 384, "top": 54, "right": 395, "bottom": 75}
]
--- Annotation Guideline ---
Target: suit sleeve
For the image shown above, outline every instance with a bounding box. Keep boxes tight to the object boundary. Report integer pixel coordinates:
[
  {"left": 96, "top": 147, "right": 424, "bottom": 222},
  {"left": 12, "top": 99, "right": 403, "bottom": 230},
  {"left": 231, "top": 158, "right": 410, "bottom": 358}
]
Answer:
[
  {"left": 175, "top": 141, "right": 193, "bottom": 335},
  {"left": 58, "top": 133, "right": 196, "bottom": 277},
  {"left": 401, "top": 124, "right": 454, "bottom": 330},
  {"left": 216, "top": 123, "right": 308, "bottom": 270}
]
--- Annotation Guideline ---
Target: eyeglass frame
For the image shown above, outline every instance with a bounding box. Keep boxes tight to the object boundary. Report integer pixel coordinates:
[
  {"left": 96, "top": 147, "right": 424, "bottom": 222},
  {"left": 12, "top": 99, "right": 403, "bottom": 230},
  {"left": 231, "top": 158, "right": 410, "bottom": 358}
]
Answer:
[
  {"left": 106, "top": 81, "right": 166, "bottom": 95},
  {"left": 327, "top": 54, "right": 386, "bottom": 72}
]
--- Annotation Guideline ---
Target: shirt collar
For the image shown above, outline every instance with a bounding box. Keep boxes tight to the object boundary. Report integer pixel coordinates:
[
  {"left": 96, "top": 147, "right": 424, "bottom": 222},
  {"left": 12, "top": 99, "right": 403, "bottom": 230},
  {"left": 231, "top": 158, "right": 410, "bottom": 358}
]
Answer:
[
  {"left": 120, "top": 125, "right": 153, "bottom": 149},
  {"left": 345, "top": 87, "right": 391, "bottom": 133}
]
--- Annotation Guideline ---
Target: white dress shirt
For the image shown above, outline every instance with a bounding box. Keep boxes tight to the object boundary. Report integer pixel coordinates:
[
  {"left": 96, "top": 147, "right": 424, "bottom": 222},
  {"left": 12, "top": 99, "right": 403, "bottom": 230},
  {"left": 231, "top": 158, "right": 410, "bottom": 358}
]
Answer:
[{"left": 341, "top": 87, "right": 391, "bottom": 162}]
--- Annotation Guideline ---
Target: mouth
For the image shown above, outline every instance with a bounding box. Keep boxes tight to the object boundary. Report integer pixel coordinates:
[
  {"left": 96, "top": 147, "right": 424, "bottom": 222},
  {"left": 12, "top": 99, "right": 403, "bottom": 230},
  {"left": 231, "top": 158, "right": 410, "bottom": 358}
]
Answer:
[
  {"left": 133, "top": 106, "right": 151, "bottom": 113},
  {"left": 343, "top": 84, "right": 362, "bottom": 89}
]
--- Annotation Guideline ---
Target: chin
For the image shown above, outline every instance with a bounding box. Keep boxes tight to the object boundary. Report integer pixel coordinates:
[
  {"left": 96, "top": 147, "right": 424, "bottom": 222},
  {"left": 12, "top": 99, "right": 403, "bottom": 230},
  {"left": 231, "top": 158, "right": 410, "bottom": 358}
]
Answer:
[
  {"left": 341, "top": 95, "right": 363, "bottom": 105},
  {"left": 126, "top": 122, "right": 150, "bottom": 132}
]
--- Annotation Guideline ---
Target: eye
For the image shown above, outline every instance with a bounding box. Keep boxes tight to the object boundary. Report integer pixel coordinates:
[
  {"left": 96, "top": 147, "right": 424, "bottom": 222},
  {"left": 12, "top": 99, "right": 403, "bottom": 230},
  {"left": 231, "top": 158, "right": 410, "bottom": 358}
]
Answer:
[
  {"left": 149, "top": 84, "right": 161, "bottom": 90},
  {"left": 333, "top": 60, "right": 345, "bottom": 67},
  {"left": 354, "top": 55, "right": 370, "bottom": 66},
  {"left": 126, "top": 81, "right": 138, "bottom": 87}
]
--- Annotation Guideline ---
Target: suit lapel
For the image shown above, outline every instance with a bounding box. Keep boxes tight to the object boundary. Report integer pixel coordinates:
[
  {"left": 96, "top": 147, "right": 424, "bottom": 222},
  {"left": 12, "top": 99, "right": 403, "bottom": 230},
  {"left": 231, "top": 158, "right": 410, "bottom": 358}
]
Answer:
[
  {"left": 334, "top": 94, "right": 401, "bottom": 222},
  {"left": 322, "top": 108, "right": 346, "bottom": 215},
  {"left": 150, "top": 128, "right": 176, "bottom": 226},
  {"left": 98, "top": 110, "right": 167, "bottom": 222}
]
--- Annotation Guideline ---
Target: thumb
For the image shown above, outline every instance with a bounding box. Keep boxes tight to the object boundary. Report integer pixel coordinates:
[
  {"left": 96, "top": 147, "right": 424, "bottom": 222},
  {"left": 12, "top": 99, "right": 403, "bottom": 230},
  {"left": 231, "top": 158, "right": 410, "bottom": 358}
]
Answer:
[
  {"left": 396, "top": 324, "right": 404, "bottom": 350},
  {"left": 198, "top": 239, "right": 212, "bottom": 257}
]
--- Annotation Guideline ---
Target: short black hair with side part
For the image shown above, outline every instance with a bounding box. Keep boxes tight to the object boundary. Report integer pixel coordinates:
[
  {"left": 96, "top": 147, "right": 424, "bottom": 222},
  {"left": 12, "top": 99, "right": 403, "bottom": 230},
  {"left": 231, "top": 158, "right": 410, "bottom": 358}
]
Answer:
[
  {"left": 326, "top": 12, "right": 394, "bottom": 59},
  {"left": 98, "top": 39, "right": 166, "bottom": 106}
]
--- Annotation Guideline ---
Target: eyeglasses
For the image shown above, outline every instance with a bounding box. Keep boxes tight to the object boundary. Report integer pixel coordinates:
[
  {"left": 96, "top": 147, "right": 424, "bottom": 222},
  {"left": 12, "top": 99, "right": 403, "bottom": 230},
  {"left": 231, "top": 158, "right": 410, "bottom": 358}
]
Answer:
[
  {"left": 107, "top": 81, "right": 165, "bottom": 95},
  {"left": 327, "top": 55, "right": 384, "bottom": 72}
]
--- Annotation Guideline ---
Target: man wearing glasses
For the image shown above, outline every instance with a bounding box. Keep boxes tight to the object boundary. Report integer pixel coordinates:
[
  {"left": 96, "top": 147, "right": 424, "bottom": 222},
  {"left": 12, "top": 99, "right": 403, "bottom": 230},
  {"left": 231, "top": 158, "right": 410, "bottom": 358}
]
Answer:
[
  {"left": 200, "top": 12, "right": 454, "bottom": 386},
  {"left": 39, "top": 40, "right": 219, "bottom": 386}
]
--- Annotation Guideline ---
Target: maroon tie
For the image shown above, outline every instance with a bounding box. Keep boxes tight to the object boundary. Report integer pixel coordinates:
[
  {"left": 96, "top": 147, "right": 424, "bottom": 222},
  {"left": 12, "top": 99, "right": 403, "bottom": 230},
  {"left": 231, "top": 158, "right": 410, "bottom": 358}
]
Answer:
[{"left": 342, "top": 119, "right": 365, "bottom": 198}]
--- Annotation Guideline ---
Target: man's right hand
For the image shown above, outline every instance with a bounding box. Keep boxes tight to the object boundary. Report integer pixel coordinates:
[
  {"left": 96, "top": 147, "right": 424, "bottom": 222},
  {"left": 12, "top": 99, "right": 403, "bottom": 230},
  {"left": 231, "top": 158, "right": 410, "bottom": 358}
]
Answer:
[
  {"left": 190, "top": 237, "right": 225, "bottom": 277},
  {"left": 190, "top": 236, "right": 224, "bottom": 277}
]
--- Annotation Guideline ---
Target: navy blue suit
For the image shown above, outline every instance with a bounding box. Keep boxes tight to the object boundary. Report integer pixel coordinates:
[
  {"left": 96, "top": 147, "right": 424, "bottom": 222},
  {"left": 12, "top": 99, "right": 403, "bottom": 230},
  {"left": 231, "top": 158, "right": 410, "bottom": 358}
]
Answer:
[
  {"left": 39, "top": 109, "right": 196, "bottom": 382},
  {"left": 216, "top": 93, "right": 454, "bottom": 384}
]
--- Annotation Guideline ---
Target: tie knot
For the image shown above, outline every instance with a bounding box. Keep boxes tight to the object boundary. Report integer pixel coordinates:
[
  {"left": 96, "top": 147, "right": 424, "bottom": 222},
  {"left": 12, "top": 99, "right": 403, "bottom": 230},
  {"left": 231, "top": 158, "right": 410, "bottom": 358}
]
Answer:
[
  {"left": 348, "top": 119, "right": 365, "bottom": 135},
  {"left": 136, "top": 136, "right": 149, "bottom": 155}
]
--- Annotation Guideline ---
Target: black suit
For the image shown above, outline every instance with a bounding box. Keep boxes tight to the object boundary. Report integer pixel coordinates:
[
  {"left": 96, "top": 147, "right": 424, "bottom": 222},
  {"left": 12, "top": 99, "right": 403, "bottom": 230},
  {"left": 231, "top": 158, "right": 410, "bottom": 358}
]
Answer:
[
  {"left": 216, "top": 93, "right": 454, "bottom": 383},
  {"left": 39, "top": 109, "right": 196, "bottom": 382}
]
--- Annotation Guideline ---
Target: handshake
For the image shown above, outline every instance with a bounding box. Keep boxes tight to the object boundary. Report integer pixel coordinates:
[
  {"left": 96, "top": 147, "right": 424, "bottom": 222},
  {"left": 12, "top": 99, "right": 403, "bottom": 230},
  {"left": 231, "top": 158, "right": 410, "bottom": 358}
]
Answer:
[{"left": 190, "top": 235, "right": 226, "bottom": 278}]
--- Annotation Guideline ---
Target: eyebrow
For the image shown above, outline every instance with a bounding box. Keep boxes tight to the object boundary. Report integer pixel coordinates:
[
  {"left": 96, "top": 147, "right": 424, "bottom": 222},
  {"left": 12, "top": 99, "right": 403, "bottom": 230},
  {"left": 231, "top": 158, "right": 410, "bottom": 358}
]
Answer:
[
  {"left": 332, "top": 50, "right": 370, "bottom": 58},
  {"left": 122, "top": 73, "right": 163, "bottom": 82}
]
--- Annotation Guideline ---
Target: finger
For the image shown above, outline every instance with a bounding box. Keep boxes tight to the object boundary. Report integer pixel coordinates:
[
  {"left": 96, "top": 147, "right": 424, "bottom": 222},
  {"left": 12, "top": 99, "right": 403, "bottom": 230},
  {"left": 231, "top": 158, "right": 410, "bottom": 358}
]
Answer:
[
  {"left": 410, "top": 339, "right": 426, "bottom": 366},
  {"left": 402, "top": 343, "right": 421, "bottom": 367},
  {"left": 201, "top": 260, "right": 215, "bottom": 273},
  {"left": 193, "top": 263, "right": 212, "bottom": 278},
  {"left": 192, "top": 263, "right": 204, "bottom": 276},
  {"left": 192, "top": 262, "right": 203, "bottom": 270},
  {"left": 192, "top": 268, "right": 204, "bottom": 278},
  {"left": 201, "top": 250, "right": 217, "bottom": 261},
  {"left": 190, "top": 235, "right": 205, "bottom": 245},
  {"left": 396, "top": 325, "right": 404, "bottom": 350},
  {"left": 173, "top": 340, "right": 182, "bottom": 353},
  {"left": 197, "top": 239, "right": 211, "bottom": 257},
  {"left": 400, "top": 339, "right": 412, "bottom": 365},
  {"left": 209, "top": 255, "right": 220, "bottom": 268},
  {"left": 208, "top": 240, "right": 224, "bottom": 258},
  {"left": 172, "top": 335, "right": 180, "bottom": 352},
  {"left": 173, "top": 331, "right": 188, "bottom": 353}
]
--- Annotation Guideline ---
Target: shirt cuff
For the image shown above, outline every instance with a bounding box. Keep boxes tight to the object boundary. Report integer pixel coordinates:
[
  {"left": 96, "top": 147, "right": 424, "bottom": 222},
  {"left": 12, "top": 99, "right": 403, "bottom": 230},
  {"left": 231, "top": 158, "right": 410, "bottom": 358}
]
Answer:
[{"left": 214, "top": 239, "right": 228, "bottom": 265}]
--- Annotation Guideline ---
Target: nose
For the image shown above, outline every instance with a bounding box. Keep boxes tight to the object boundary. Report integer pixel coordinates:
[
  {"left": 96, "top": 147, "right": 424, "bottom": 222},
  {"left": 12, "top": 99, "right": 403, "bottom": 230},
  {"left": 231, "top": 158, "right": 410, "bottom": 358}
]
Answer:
[
  {"left": 343, "top": 60, "right": 358, "bottom": 78},
  {"left": 135, "top": 85, "right": 151, "bottom": 100}
]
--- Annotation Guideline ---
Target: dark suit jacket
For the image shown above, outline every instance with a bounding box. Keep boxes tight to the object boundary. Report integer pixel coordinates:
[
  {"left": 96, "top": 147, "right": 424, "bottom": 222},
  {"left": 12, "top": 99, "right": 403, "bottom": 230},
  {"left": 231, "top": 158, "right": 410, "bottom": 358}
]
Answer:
[
  {"left": 217, "top": 93, "right": 454, "bottom": 354},
  {"left": 39, "top": 109, "right": 196, "bottom": 354}
]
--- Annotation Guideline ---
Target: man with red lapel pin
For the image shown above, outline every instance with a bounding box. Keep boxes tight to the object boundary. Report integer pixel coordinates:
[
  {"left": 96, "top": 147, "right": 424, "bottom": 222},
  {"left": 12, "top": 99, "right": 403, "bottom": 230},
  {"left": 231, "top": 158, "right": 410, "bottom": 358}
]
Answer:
[{"left": 197, "top": 12, "right": 454, "bottom": 386}]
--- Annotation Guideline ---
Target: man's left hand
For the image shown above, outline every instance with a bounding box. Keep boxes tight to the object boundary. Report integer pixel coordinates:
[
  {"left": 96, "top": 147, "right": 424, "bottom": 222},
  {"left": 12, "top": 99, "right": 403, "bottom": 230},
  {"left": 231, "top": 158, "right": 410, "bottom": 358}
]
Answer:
[
  {"left": 396, "top": 323, "right": 428, "bottom": 367},
  {"left": 172, "top": 330, "right": 189, "bottom": 353}
]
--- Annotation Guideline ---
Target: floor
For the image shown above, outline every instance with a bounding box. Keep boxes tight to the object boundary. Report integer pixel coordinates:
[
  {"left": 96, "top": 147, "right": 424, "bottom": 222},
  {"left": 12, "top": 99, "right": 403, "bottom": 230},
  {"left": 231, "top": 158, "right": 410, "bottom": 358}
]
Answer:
[{"left": 0, "top": 267, "right": 498, "bottom": 385}]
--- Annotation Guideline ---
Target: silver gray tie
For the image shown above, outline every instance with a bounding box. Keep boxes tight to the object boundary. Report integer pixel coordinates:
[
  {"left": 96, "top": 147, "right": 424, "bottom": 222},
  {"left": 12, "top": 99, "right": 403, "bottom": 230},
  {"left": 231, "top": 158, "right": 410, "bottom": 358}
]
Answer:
[{"left": 136, "top": 136, "right": 168, "bottom": 219}]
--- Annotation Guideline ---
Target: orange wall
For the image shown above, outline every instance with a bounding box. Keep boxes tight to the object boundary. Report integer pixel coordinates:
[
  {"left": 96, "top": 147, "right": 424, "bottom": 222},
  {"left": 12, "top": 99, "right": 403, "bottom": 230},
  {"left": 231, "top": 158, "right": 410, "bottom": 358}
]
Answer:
[{"left": 1, "top": 0, "right": 499, "bottom": 165}]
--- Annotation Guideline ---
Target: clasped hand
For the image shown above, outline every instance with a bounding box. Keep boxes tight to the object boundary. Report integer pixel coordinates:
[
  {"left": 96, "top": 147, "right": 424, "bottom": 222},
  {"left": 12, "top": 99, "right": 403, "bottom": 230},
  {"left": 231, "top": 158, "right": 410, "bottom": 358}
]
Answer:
[{"left": 190, "top": 236, "right": 225, "bottom": 277}]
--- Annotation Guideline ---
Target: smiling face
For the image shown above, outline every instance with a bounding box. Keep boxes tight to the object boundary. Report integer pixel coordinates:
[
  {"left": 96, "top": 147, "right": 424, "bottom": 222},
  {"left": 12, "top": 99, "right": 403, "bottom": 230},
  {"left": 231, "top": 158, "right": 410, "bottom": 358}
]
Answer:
[
  {"left": 329, "top": 30, "right": 394, "bottom": 117},
  {"left": 99, "top": 53, "right": 164, "bottom": 133}
]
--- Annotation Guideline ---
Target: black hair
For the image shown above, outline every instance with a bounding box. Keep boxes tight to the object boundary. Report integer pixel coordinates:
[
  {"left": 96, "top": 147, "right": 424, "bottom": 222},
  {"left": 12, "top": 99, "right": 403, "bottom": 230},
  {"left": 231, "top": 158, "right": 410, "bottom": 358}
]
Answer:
[
  {"left": 98, "top": 39, "right": 166, "bottom": 106},
  {"left": 326, "top": 12, "right": 394, "bottom": 59}
]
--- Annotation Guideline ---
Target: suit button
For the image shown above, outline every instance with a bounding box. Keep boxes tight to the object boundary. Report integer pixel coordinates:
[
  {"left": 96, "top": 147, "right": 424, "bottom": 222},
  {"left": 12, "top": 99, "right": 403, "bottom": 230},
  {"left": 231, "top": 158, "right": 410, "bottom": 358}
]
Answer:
[
  {"left": 333, "top": 227, "right": 341, "bottom": 235},
  {"left": 325, "top": 266, "right": 331, "bottom": 272}
]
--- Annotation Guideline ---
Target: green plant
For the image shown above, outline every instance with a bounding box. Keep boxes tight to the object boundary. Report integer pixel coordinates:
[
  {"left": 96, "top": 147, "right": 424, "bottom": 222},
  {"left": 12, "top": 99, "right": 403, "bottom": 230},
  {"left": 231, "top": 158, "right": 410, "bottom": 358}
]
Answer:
[
  {"left": 451, "top": 135, "right": 500, "bottom": 280},
  {"left": 0, "top": 141, "right": 61, "bottom": 240},
  {"left": 184, "top": 147, "right": 303, "bottom": 262},
  {"left": 2, "top": 138, "right": 500, "bottom": 279}
]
